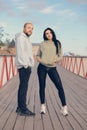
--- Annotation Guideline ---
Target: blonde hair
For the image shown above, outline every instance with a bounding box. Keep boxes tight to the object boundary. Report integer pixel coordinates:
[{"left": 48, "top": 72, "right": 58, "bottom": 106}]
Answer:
[{"left": 24, "top": 22, "right": 33, "bottom": 28}]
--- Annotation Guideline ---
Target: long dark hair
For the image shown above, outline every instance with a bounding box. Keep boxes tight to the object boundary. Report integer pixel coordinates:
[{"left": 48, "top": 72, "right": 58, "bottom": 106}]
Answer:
[{"left": 43, "top": 27, "right": 61, "bottom": 54}]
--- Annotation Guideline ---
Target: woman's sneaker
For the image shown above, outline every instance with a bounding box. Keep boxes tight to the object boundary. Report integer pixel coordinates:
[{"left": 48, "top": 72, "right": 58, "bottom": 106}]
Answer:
[
  {"left": 40, "top": 104, "right": 46, "bottom": 114},
  {"left": 61, "top": 105, "right": 68, "bottom": 116}
]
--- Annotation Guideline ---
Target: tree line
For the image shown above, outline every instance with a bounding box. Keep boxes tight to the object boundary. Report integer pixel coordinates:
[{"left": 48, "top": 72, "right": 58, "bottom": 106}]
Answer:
[{"left": 0, "top": 27, "right": 15, "bottom": 47}]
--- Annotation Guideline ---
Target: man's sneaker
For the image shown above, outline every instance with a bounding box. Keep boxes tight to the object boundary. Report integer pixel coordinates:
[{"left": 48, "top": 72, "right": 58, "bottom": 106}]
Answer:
[
  {"left": 61, "top": 105, "right": 68, "bottom": 116},
  {"left": 20, "top": 108, "right": 35, "bottom": 116},
  {"left": 16, "top": 107, "right": 35, "bottom": 116},
  {"left": 16, "top": 107, "right": 21, "bottom": 113},
  {"left": 40, "top": 104, "right": 46, "bottom": 114}
]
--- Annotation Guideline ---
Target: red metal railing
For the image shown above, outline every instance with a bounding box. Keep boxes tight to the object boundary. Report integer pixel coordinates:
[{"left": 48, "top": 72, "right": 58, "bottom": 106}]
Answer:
[
  {"left": 0, "top": 55, "right": 17, "bottom": 88},
  {"left": 0, "top": 54, "right": 37, "bottom": 88},
  {"left": 59, "top": 56, "right": 87, "bottom": 79},
  {"left": 0, "top": 55, "right": 87, "bottom": 88}
]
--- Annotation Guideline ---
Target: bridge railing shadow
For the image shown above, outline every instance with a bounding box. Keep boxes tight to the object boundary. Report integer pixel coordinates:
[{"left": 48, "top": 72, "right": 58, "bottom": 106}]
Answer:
[{"left": 0, "top": 55, "right": 87, "bottom": 88}]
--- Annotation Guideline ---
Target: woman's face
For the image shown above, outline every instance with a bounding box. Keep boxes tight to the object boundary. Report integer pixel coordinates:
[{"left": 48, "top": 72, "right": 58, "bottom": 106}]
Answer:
[{"left": 45, "top": 30, "right": 53, "bottom": 40}]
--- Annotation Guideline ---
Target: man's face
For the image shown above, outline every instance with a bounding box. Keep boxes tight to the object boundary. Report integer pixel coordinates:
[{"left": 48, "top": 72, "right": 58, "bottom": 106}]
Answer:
[{"left": 24, "top": 24, "right": 33, "bottom": 36}]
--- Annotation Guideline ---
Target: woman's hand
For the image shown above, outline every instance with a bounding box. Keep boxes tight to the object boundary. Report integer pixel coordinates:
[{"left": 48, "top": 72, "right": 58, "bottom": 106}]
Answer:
[
  {"left": 54, "top": 55, "right": 62, "bottom": 64},
  {"left": 54, "top": 56, "right": 58, "bottom": 63},
  {"left": 36, "top": 56, "right": 47, "bottom": 64}
]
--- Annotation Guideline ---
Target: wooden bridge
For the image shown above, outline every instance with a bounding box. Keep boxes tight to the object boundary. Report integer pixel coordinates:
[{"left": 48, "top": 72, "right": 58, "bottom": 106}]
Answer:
[{"left": 0, "top": 56, "right": 87, "bottom": 130}]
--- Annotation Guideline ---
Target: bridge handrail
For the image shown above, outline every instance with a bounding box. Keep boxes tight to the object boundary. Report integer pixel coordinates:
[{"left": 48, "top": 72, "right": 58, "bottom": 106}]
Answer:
[
  {"left": 0, "top": 55, "right": 17, "bottom": 88},
  {"left": 0, "top": 55, "right": 87, "bottom": 88},
  {"left": 59, "top": 56, "right": 87, "bottom": 79}
]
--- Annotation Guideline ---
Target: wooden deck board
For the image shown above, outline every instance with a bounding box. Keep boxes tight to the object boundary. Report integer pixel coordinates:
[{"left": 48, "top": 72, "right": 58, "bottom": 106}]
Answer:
[{"left": 0, "top": 64, "right": 87, "bottom": 130}]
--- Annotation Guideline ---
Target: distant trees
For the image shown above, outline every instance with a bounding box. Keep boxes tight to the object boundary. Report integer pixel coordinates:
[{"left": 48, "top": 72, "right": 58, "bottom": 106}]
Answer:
[
  {"left": 0, "top": 26, "right": 11, "bottom": 46},
  {"left": 8, "top": 39, "right": 15, "bottom": 48},
  {"left": 0, "top": 27, "right": 4, "bottom": 45}
]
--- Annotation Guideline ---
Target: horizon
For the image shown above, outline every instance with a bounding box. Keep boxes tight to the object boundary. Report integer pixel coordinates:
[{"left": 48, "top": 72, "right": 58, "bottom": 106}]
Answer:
[{"left": 0, "top": 0, "right": 87, "bottom": 56}]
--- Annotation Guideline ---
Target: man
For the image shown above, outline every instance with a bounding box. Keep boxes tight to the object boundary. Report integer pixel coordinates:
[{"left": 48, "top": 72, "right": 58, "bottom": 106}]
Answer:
[{"left": 15, "top": 22, "right": 35, "bottom": 116}]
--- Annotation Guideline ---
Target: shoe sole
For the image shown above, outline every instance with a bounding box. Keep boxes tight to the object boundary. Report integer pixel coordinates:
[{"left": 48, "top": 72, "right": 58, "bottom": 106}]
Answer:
[
  {"left": 19, "top": 113, "right": 35, "bottom": 116},
  {"left": 61, "top": 112, "right": 68, "bottom": 116},
  {"left": 41, "top": 112, "right": 45, "bottom": 114},
  {"left": 64, "top": 113, "right": 68, "bottom": 116},
  {"left": 16, "top": 111, "right": 35, "bottom": 116}
]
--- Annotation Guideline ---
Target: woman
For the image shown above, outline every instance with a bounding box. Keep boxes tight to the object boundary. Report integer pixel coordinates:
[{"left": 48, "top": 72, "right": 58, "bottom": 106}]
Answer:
[{"left": 36, "top": 28, "right": 68, "bottom": 116}]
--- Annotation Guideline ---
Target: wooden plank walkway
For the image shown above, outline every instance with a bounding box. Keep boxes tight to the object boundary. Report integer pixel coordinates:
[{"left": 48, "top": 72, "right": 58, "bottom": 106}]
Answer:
[{"left": 0, "top": 64, "right": 87, "bottom": 130}]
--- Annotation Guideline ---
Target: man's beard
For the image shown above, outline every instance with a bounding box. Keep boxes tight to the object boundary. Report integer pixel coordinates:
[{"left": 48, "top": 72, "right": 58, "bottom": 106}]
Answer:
[{"left": 25, "top": 32, "right": 31, "bottom": 37}]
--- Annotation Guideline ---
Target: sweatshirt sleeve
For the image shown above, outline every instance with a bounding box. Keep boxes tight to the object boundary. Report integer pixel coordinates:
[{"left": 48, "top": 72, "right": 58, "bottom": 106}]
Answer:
[{"left": 15, "top": 36, "right": 29, "bottom": 68}]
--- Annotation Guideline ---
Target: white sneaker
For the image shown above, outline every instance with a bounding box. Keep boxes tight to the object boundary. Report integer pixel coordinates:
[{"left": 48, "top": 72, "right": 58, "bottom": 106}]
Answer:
[
  {"left": 40, "top": 104, "right": 46, "bottom": 114},
  {"left": 61, "top": 105, "right": 68, "bottom": 116}
]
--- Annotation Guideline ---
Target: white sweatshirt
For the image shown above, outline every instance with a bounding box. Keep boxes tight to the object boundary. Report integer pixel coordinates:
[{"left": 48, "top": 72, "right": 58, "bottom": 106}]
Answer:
[{"left": 15, "top": 32, "right": 34, "bottom": 69}]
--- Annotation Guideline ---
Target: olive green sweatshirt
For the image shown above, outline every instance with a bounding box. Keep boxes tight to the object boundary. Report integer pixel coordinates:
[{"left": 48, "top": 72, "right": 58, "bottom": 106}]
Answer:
[{"left": 36, "top": 40, "right": 63, "bottom": 67}]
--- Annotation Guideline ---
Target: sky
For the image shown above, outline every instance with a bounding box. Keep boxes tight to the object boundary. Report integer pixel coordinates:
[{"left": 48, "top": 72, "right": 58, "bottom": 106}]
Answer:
[{"left": 0, "top": 0, "right": 87, "bottom": 56}]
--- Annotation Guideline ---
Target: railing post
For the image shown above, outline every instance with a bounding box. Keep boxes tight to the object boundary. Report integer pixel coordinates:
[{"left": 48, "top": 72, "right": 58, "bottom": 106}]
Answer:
[
  {"left": 0, "top": 56, "right": 6, "bottom": 87},
  {"left": 85, "top": 72, "right": 87, "bottom": 79},
  {"left": 5, "top": 56, "right": 9, "bottom": 81}
]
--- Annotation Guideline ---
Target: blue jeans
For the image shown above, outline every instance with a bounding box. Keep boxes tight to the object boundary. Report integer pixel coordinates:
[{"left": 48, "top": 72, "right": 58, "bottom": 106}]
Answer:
[
  {"left": 37, "top": 64, "right": 66, "bottom": 106},
  {"left": 18, "top": 67, "right": 31, "bottom": 111}
]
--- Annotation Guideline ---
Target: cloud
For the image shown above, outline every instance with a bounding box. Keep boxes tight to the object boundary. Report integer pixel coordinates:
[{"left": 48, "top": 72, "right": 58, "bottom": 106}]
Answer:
[
  {"left": 16, "top": 5, "right": 26, "bottom": 10},
  {"left": 40, "top": 3, "right": 61, "bottom": 14},
  {"left": 0, "top": 22, "right": 7, "bottom": 28},
  {"left": 40, "top": 3, "right": 76, "bottom": 18},
  {"left": 67, "top": 0, "right": 87, "bottom": 4},
  {"left": 21, "top": 11, "right": 31, "bottom": 17},
  {"left": 13, "top": 0, "right": 46, "bottom": 13},
  {"left": 0, "top": 0, "right": 46, "bottom": 17},
  {"left": 17, "top": 0, "right": 46, "bottom": 10},
  {"left": 8, "top": 11, "right": 16, "bottom": 16},
  {"left": 0, "top": 0, "right": 9, "bottom": 12},
  {"left": 0, "top": 0, "right": 16, "bottom": 17},
  {"left": 41, "top": 6, "right": 53, "bottom": 14},
  {"left": 12, "top": 0, "right": 20, "bottom": 2},
  {"left": 57, "top": 9, "right": 76, "bottom": 16},
  {"left": 41, "top": 4, "right": 77, "bottom": 19}
]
